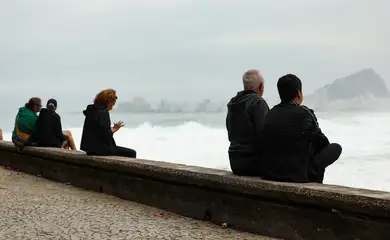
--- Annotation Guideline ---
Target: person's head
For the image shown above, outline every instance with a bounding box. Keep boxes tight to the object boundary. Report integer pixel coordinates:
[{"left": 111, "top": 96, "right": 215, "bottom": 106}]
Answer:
[
  {"left": 277, "top": 74, "right": 303, "bottom": 104},
  {"left": 46, "top": 98, "right": 57, "bottom": 112},
  {"left": 25, "top": 97, "right": 42, "bottom": 113},
  {"left": 94, "top": 89, "right": 117, "bottom": 111},
  {"left": 243, "top": 69, "right": 264, "bottom": 96}
]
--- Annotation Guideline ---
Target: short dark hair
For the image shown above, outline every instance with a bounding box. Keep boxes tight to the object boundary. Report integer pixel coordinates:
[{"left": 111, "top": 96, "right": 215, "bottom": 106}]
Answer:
[
  {"left": 46, "top": 98, "right": 57, "bottom": 112},
  {"left": 277, "top": 74, "right": 302, "bottom": 102}
]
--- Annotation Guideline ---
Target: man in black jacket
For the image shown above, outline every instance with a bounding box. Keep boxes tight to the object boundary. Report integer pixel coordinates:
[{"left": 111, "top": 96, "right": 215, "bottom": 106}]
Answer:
[
  {"left": 226, "top": 69, "right": 269, "bottom": 176},
  {"left": 261, "top": 74, "right": 342, "bottom": 183}
]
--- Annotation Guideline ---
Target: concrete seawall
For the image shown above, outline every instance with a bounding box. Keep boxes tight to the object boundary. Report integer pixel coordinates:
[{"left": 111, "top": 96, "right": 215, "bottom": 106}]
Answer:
[{"left": 1, "top": 141, "right": 389, "bottom": 240}]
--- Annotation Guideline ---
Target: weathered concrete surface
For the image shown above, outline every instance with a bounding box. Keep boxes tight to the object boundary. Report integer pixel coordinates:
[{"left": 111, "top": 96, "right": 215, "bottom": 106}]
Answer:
[
  {"left": 1, "top": 141, "right": 389, "bottom": 218},
  {"left": 1, "top": 141, "right": 390, "bottom": 239},
  {"left": 0, "top": 168, "right": 272, "bottom": 240}
]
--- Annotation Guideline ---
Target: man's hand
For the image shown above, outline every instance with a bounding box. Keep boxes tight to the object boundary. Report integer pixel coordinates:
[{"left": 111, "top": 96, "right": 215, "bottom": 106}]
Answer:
[{"left": 112, "top": 121, "right": 125, "bottom": 133}]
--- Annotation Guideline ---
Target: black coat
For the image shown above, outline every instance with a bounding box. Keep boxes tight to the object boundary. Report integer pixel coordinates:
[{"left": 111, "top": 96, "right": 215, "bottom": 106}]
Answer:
[
  {"left": 80, "top": 102, "right": 116, "bottom": 155},
  {"left": 261, "top": 102, "right": 329, "bottom": 183},
  {"left": 35, "top": 108, "right": 66, "bottom": 148},
  {"left": 226, "top": 90, "right": 269, "bottom": 173}
]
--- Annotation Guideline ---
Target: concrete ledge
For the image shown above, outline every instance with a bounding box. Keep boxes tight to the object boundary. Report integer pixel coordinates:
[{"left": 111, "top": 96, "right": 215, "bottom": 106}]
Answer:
[{"left": 1, "top": 141, "right": 389, "bottom": 240}]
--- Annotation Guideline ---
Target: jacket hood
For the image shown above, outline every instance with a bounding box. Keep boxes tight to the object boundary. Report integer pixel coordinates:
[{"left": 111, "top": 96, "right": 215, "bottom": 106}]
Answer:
[
  {"left": 39, "top": 108, "right": 57, "bottom": 116},
  {"left": 18, "top": 106, "right": 37, "bottom": 118},
  {"left": 83, "top": 102, "right": 106, "bottom": 116},
  {"left": 227, "top": 90, "right": 260, "bottom": 107}
]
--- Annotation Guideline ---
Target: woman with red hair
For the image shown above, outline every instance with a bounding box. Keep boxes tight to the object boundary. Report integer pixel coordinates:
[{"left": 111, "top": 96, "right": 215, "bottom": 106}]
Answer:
[{"left": 80, "top": 89, "right": 137, "bottom": 158}]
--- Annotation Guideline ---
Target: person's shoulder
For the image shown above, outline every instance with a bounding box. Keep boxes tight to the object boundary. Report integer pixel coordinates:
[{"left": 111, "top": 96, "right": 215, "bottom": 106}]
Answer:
[
  {"left": 249, "top": 95, "right": 268, "bottom": 106},
  {"left": 37, "top": 108, "right": 50, "bottom": 117},
  {"left": 257, "top": 96, "right": 268, "bottom": 103},
  {"left": 245, "top": 96, "right": 269, "bottom": 115},
  {"left": 300, "top": 105, "right": 314, "bottom": 113},
  {"left": 52, "top": 111, "right": 61, "bottom": 119},
  {"left": 297, "top": 105, "right": 319, "bottom": 122},
  {"left": 96, "top": 108, "right": 110, "bottom": 119},
  {"left": 269, "top": 103, "right": 304, "bottom": 116},
  {"left": 299, "top": 105, "right": 317, "bottom": 116},
  {"left": 269, "top": 102, "right": 290, "bottom": 110}
]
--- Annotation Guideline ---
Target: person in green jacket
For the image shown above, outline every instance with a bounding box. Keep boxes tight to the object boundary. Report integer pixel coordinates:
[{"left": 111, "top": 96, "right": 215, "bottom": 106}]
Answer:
[{"left": 12, "top": 97, "right": 42, "bottom": 151}]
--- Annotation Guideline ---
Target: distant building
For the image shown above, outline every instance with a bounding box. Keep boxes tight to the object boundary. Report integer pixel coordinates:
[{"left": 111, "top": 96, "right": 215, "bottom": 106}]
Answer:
[
  {"left": 117, "top": 97, "right": 153, "bottom": 113},
  {"left": 117, "top": 97, "right": 225, "bottom": 113}
]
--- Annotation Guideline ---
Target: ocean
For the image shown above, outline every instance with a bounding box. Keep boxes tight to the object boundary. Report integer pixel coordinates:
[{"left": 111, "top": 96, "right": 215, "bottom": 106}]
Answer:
[{"left": 1, "top": 110, "right": 389, "bottom": 192}]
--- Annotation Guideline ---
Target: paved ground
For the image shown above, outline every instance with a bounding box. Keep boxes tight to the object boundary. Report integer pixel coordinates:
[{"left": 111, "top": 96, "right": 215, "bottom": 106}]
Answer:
[{"left": 0, "top": 168, "right": 274, "bottom": 240}]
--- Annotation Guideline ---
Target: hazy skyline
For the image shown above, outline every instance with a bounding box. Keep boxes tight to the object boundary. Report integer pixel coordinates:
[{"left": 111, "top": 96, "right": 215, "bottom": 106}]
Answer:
[{"left": 1, "top": 0, "right": 389, "bottom": 110}]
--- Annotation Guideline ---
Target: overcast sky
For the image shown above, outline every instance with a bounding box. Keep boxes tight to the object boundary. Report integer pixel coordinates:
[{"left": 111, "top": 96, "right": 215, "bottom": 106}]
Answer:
[{"left": 1, "top": 0, "right": 389, "bottom": 110}]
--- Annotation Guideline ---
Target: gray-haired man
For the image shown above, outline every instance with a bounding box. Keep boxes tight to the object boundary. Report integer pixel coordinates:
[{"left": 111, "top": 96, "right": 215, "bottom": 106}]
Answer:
[{"left": 226, "top": 69, "right": 269, "bottom": 176}]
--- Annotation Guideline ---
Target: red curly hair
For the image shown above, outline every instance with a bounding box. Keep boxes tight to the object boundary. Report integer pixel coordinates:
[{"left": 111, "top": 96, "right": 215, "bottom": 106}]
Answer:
[{"left": 94, "top": 89, "right": 117, "bottom": 107}]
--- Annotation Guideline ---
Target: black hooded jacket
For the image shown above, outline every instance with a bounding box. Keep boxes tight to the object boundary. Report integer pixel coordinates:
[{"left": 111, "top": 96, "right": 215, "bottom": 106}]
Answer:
[
  {"left": 80, "top": 102, "right": 116, "bottom": 155},
  {"left": 35, "top": 108, "right": 67, "bottom": 148},
  {"left": 261, "top": 102, "right": 329, "bottom": 182},
  {"left": 226, "top": 90, "right": 269, "bottom": 167}
]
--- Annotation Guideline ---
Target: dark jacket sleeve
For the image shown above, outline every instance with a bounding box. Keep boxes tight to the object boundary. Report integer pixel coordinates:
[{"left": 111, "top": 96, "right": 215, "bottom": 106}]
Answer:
[
  {"left": 54, "top": 114, "right": 66, "bottom": 142},
  {"left": 30, "top": 114, "right": 40, "bottom": 143},
  {"left": 249, "top": 99, "right": 269, "bottom": 140},
  {"left": 302, "top": 106, "right": 329, "bottom": 152},
  {"left": 97, "top": 110, "right": 113, "bottom": 143}
]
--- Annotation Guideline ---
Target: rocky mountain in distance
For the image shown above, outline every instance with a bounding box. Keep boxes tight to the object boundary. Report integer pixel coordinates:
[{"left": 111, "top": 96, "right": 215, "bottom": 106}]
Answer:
[
  {"left": 304, "top": 68, "right": 390, "bottom": 111},
  {"left": 114, "top": 68, "right": 390, "bottom": 113}
]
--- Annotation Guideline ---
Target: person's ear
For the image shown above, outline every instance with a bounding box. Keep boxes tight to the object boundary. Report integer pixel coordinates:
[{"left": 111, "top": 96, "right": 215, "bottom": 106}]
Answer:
[
  {"left": 297, "top": 90, "right": 303, "bottom": 104},
  {"left": 258, "top": 83, "right": 264, "bottom": 95}
]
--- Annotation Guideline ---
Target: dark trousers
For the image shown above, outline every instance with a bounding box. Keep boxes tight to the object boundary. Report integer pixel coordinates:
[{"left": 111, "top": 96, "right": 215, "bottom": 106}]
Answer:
[
  {"left": 229, "top": 152, "right": 262, "bottom": 176},
  {"left": 115, "top": 146, "right": 137, "bottom": 158},
  {"left": 87, "top": 146, "right": 137, "bottom": 158},
  {"left": 308, "top": 143, "right": 342, "bottom": 183}
]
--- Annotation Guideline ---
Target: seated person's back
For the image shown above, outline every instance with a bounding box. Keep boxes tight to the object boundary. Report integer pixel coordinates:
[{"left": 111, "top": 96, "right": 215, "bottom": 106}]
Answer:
[
  {"left": 80, "top": 89, "right": 136, "bottom": 158},
  {"left": 12, "top": 97, "right": 42, "bottom": 150},
  {"left": 80, "top": 97, "right": 115, "bottom": 155},
  {"left": 35, "top": 99, "right": 76, "bottom": 150},
  {"left": 261, "top": 74, "right": 342, "bottom": 183},
  {"left": 226, "top": 70, "right": 269, "bottom": 176}
]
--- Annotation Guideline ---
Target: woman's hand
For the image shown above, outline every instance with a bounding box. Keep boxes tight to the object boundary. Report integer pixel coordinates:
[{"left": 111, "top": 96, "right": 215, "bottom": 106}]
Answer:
[{"left": 112, "top": 120, "right": 125, "bottom": 133}]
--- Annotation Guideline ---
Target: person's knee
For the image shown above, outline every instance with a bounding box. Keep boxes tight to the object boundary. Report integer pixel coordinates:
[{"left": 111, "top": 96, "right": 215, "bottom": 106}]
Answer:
[
  {"left": 131, "top": 149, "right": 137, "bottom": 158},
  {"left": 61, "top": 141, "right": 68, "bottom": 148},
  {"left": 118, "top": 147, "right": 137, "bottom": 158},
  {"left": 63, "top": 130, "right": 72, "bottom": 136},
  {"left": 330, "top": 143, "right": 342, "bottom": 157}
]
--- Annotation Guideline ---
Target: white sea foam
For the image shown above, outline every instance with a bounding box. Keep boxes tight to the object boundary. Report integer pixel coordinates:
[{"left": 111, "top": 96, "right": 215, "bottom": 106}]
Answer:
[{"left": 3, "top": 113, "right": 390, "bottom": 192}]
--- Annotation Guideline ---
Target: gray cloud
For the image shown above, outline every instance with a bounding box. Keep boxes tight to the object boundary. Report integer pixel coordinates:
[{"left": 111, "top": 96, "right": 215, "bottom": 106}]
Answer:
[{"left": 1, "top": 0, "right": 389, "bottom": 108}]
